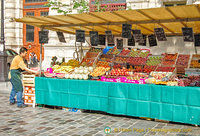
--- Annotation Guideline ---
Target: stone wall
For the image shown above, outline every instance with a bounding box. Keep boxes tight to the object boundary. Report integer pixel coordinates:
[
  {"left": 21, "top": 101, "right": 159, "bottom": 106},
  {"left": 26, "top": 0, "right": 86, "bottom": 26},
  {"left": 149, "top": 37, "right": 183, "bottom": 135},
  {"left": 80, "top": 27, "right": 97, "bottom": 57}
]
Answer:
[{"left": 2, "top": 0, "right": 23, "bottom": 53}]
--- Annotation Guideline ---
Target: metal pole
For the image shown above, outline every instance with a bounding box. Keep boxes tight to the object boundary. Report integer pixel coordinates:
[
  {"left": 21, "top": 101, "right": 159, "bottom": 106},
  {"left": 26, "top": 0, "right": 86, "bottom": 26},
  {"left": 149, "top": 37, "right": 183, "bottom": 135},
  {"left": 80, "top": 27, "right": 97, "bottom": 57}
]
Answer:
[
  {"left": 0, "top": 0, "right": 8, "bottom": 81},
  {"left": 39, "top": 42, "right": 42, "bottom": 76},
  {"left": 39, "top": 28, "right": 44, "bottom": 77},
  {"left": 1, "top": 0, "right": 5, "bottom": 51}
]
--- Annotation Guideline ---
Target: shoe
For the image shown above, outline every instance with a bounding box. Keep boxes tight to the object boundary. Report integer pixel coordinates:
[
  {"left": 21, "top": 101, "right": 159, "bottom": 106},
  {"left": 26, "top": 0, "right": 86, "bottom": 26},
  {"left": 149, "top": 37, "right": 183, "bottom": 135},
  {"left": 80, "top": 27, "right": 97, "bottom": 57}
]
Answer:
[
  {"left": 10, "top": 101, "right": 15, "bottom": 105},
  {"left": 17, "top": 104, "right": 28, "bottom": 108}
]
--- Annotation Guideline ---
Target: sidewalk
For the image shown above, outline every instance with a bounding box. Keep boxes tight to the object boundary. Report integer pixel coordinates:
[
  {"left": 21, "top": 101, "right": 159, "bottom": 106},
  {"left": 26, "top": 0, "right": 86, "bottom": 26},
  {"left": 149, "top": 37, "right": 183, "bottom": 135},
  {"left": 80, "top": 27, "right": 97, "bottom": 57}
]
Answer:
[{"left": 0, "top": 81, "right": 11, "bottom": 94}]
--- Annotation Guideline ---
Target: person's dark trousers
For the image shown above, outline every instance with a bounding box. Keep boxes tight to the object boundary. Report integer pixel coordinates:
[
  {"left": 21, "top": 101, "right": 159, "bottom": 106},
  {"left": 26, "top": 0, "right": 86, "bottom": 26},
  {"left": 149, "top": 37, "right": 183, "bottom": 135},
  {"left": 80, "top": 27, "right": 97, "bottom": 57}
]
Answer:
[{"left": 9, "top": 80, "right": 24, "bottom": 106}]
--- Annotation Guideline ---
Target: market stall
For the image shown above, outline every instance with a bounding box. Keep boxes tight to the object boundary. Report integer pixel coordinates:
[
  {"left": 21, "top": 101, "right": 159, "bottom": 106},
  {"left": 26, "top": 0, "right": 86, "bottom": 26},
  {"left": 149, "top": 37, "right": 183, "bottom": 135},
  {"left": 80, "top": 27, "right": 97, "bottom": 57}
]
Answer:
[{"left": 14, "top": 4, "right": 200, "bottom": 126}]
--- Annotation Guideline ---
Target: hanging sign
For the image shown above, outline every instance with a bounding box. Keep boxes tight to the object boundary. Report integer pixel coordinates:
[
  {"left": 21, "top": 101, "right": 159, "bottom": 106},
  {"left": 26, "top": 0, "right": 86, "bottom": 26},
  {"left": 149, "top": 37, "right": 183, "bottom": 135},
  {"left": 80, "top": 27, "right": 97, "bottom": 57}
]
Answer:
[
  {"left": 122, "top": 24, "right": 132, "bottom": 39},
  {"left": 148, "top": 34, "right": 157, "bottom": 47},
  {"left": 99, "top": 35, "right": 106, "bottom": 45},
  {"left": 90, "top": 31, "right": 99, "bottom": 46},
  {"left": 39, "top": 31, "right": 49, "bottom": 44},
  {"left": 76, "top": 30, "right": 85, "bottom": 43},
  {"left": 139, "top": 35, "right": 147, "bottom": 46},
  {"left": 105, "top": 30, "right": 114, "bottom": 45},
  {"left": 116, "top": 38, "right": 123, "bottom": 49},
  {"left": 128, "top": 35, "right": 135, "bottom": 46},
  {"left": 182, "top": 27, "right": 194, "bottom": 42},
  {"left": 56, "top": 31, "right": 66, "bottom": 43},
  {"left": 154, "top": 28, "right": 167, "bottom": 41},
  {"left": 132, "top": 29, "right": 143, "bottom": 43},
  {"left": 194, "top": 34, "right": 200, "bottom": 47}
]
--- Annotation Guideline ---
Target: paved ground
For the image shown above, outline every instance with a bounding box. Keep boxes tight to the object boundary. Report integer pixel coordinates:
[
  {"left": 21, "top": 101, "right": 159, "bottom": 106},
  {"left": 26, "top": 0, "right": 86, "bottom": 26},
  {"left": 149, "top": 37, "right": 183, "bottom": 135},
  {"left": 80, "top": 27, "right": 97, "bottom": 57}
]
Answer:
[{"left": 0, "top": 82, "right": 199, "bottom": 136}]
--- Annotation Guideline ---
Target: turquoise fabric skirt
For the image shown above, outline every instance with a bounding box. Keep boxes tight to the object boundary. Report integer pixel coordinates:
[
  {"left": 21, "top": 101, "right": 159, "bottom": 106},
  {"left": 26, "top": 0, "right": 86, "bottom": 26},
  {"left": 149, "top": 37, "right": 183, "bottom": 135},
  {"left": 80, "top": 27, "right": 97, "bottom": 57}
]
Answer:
[{"left": 35, "top": 77, "right": 200, "bottom": 125}]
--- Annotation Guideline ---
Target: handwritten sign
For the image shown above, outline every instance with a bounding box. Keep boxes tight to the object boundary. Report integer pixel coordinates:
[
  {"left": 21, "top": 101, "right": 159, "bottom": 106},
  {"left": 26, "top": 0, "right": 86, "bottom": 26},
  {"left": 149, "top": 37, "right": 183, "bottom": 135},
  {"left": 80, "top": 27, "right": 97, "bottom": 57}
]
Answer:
[
  {"left": 76, "top": 30, "right": 85, "bottom": 43},
  {"left": 105, "top": 30, "right": 114, "bottom": 45},
  {"left": 56, "top": 31, "right": 66, "bottom": 43},
  {"left": 122, "top": 24, "right": 132, "bottom": 39},
  {"left": 154, "top": 28, "right": 167, "bottom": 41},
  {"left": 39, "top": 31, "right": 49, "bottom": 44},
  {"left": 148, "top": 34, "right": 157, "bottom": 47},
  {"left": 90, "top": 31, "right": 99, "bottom": 46},
  {"left": 182, "top": 27, "right": 193, "bottom": 42},
  {"left": 132, "top": 29, "right": 143, "bottom": 43}
]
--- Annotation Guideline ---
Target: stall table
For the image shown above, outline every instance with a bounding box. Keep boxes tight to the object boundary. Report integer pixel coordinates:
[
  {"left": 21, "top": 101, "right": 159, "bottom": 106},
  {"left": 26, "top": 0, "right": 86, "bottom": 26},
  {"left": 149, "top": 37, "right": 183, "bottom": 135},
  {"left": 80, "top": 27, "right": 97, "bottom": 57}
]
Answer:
[{"left": 35, "top": 77, "right": 200, "bottom": 125}]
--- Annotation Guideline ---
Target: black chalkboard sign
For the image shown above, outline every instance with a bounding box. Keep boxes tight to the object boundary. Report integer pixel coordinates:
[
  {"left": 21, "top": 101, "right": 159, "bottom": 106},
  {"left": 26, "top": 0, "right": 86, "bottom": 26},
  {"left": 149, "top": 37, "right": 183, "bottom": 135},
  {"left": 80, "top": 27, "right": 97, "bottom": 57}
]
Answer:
[
  {"left": 122, "top": 24, "right": 132, "bottom": 39},
  {"left": 139, "top": 35, "right": 147, "bottom": 46},
  {"left": 39, "top": 31, "right": 49, "bottom": 44},
  {"left": 154, "top": 28, "right": 167, "bottom": 41},
  {"left": 105, "top": 30, "right": 114, "bottom": 44},
  {"left": 148, "top": 34, "right": 157, "bottom": 47},
  {"left": 182, "top": 27, "right": 194, "bottom": 42},
  {"left": 117, "top": 39, "right": 123, "bottom": 49},
  {"left": 76, "top": 30, "right": 85, "bottom": 43},
  {"left": 128, "top": 35, "right": 135, "bottom": 46},
  {"left": 56, "top": 31, "right": 66, "bottom": 43},
  {"left": 90, "top": 31, "right": 99, "bottom": 46},
  {"left": 132, "top": 29, "right": 143, "bottom": 43},
  {"left": 99, "top": 35, "right": 106, "bottom": 45},
  {"left": 194, "top": 34, "right": 200, "bottom": 47}
]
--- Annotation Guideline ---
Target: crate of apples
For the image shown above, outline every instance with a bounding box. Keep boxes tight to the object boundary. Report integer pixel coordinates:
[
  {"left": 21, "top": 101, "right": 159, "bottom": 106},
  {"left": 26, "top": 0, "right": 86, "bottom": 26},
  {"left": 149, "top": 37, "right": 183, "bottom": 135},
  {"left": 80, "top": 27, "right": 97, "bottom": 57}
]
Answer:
[
  {"left": 119, "top": 49, "right": 130, "bottom": 56},
  {"left": 114, "top": 56, "right": 128, "bottom": 63},
  {"left": 176, "top": 54, "right": 190, "bottom": 67},
  {"left": 96, "top": 61, "right": 110, "bottom": 67},
  {"left": 127, "top": 57, "right": 147, "bottom": 65},
  {"left": 143, "top": 65, "right": 157, "bottom": 73},
  {"left": 110, "top": 68, "right": 129, "bottom": 76},
  {"left": 155, "top": 66, "right": 175, "bottom": 72},
  {"left": 146, "top": 56, "right": 162, "bottom": 66},
  {"left": 129, "top": 49, "right": 140, "bottom": 57}
]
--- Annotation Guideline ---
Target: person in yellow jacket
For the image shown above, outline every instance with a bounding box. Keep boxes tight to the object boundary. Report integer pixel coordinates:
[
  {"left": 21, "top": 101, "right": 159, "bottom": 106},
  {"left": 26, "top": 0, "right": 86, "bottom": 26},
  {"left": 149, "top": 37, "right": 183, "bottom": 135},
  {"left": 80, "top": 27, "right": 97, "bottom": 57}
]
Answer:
[{"left": 9, "top": 47, "right": 39, "bottom": 108}]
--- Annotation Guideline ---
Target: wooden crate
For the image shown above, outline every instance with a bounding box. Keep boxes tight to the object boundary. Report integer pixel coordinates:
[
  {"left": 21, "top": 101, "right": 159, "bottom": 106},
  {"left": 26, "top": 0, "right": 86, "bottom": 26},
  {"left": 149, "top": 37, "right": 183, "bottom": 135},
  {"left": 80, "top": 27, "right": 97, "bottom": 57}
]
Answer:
[
  {"left": 24, "top": 94, "right": 35, "bottom": 108},
  {"left": 22, "top": 74, "right": 35, "bottom": 87}
]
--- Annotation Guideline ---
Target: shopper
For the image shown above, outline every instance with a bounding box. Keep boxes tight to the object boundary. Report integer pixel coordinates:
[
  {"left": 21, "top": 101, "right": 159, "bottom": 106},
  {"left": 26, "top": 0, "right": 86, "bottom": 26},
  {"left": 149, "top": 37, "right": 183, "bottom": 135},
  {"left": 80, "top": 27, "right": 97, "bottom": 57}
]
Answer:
[{"left": 9, "top": 47, "right": 39, "bottom": 108}]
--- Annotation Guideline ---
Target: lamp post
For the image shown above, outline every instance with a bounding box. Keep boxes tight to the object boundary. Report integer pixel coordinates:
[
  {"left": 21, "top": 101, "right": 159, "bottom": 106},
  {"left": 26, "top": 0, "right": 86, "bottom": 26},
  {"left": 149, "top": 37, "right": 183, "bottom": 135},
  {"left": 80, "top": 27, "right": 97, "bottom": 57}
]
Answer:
[{"left": 0, "top": 0, "right": 8, "bottom": 81}]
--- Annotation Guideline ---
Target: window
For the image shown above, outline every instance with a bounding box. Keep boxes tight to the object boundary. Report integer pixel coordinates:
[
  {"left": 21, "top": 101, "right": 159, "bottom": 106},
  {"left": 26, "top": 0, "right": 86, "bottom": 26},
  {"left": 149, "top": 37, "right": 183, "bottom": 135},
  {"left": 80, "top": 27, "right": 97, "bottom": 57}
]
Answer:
[
  {"left": 163, "top": 0, "right": 186, "bottom": 7},
  {"left": 26, "top": 12, "right": 35, "bottom": 42},
  {"left": 41, "top": 11, "right": 49, "bottom": 16},
  {"left": 41, "top": 11, "right": 49, "bottom": 33},
  {"left": 25, "top": 0, "right": 47, "bottom": 3}
]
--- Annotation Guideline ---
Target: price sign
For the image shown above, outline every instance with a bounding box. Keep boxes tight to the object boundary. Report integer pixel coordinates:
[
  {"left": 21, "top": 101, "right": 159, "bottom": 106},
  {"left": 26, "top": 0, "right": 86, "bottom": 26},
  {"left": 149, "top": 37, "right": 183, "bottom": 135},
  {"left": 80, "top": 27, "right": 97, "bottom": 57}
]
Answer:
[
  {"left": 76, "top": 30, "right": 85, "bottom": 43},
  {"left": 39, "top": 31, "right": 49, "bottom": 44}
]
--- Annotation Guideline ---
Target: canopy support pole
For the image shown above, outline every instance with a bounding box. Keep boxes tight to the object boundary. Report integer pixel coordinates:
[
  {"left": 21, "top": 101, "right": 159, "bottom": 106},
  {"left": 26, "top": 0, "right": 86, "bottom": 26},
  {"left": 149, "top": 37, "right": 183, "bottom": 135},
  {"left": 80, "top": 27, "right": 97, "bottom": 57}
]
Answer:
[{"left": 39, "top": 28, "right": 43, "bottom": 77}]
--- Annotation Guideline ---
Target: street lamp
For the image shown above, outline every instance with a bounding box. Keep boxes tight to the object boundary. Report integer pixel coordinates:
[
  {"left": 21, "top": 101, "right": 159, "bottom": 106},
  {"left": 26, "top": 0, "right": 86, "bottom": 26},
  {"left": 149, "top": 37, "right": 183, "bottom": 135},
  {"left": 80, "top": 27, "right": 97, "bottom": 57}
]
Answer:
[{"left": 0, "top": 0, "right": 8, "bottom": 81}]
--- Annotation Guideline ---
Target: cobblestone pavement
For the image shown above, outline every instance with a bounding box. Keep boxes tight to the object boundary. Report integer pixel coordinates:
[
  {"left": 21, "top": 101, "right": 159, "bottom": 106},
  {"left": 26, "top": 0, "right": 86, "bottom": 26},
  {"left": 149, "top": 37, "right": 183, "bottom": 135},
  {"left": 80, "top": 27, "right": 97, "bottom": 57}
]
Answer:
[{"left": 0, "top": 93, "right": 199, "bottom": 136}]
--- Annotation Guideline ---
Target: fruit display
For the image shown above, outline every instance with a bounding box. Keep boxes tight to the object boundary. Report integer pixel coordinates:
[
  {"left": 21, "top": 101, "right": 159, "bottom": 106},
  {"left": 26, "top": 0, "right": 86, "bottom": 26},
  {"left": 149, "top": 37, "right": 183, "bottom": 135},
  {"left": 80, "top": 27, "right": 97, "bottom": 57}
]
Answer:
[
  {"left": 161, "top": 53, "right": 178, "bottom": 66},
  {"left": 81, "top": 58, "right": 95, "bottom": 66},
  {"left": 178, "top": 76, "right": 200, "bottom": 87},
  {"left": 44, "top": 72, "right": 54, "bottom": 78},
  {"left": 61, "top": 59, "right": 80, "bottom": 67},
  {"left": 127, "top": 73, "right": 148, "bottom": 80},
  {"left": 106, "top": 48, "right": 113, "bottom": 54},
  {"left": 155, "top": 66, "right": 175, "bottom": 72},
  {"left": 109, "top": 68, "right": 129, "bottom": 76},
  {"left": 65, "top": 66, "right": 93, "bottom": 80},
  {"left": 176, "top": 55, "right": 190, "bottom": 67},
  {"left": 150, "top": 72, "right": 173, "bottom": 80},
  {"left": 127, "top": 57, "right": 147, "bottom": 65},
  {"left": 190, "top": 55, "right": 200, "bottom": 68},
  {"left": 90, "top": 66, "right": 110, "bottom": 77},
  {"left": 119, "top": 49, "right": 130, "bottom": 56},
  {"left": 96, "top": 61, "right": 110, "bottom": 67},
  {"left": 129, "top": 49, "right": 140, "bottom": 57},
  {"left": 89, "top": 47, "right": 102, "bottom": 53},
  {"left": 134, "top": 66, "right": 143, "bottom": 72},
  {"left": 111, "top": 47, "right": 121, "bottom": 55},
  {"left": 138, "top": 50, "right": 150, "bottom": 58},
  {"left": 52, "top": 65, "right": 74, "bottom": 73},
  {"left": 114, "top": 56, "right": 128, "bottom": 63},
  {"left": 100, "top": 54, "right": 113, "bottom": 62},
  {"left": 146, "top": 56, "right": 162, "bottom": 66},
  {"left": 143, "top": 65, "right": 157, "bottom": 73}
]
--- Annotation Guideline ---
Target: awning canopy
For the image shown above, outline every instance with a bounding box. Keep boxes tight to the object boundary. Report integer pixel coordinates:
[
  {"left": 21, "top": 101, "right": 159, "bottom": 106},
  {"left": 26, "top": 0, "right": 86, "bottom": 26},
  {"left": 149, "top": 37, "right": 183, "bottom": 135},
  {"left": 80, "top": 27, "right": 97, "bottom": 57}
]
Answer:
[{"left": 15, "top": 4, "right": 200, "bottom": 36}]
